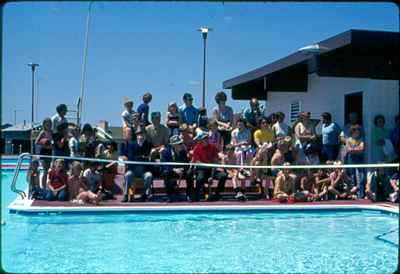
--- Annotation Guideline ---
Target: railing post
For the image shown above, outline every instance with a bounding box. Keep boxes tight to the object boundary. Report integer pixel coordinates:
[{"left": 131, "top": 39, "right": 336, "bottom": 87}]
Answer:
[{"left": 10, "top": 153, "right": 31, "bottom": 199}]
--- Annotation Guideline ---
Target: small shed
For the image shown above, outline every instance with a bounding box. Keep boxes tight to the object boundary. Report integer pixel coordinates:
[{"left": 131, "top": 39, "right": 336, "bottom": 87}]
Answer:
[
  {"left": 2, "top": 123, "right": 41, "bottom": 154},
  {"left": 223, "top": 29, "right": 399, "bottom": 163}
]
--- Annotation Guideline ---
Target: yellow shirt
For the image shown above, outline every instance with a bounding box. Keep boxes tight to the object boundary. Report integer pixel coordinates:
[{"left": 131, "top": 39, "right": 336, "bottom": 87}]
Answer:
[{"left": 254, "top": 128, "right": 275, "bottom": 145}]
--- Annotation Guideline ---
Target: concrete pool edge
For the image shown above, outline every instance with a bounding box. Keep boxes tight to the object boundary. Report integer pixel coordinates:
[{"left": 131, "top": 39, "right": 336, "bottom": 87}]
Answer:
[{"left": 8, "top": 197, "right": 399, "bottom": 215}]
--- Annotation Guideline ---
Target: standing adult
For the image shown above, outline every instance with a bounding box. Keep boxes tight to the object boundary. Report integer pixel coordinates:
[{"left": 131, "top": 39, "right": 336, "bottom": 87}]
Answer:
[
  {"left": 342, "top": 112, "right": 365, "bottom": 140},
  {"left": 212, "top": 91, "right": 234, "bottom": 147},
  {"left": 179, "top": 93, "right": 199, "bottom": 127},
  {"left": 371, "top": 115, "right": 391, "bottom": 163},
  {"left": 137, "top": 92, "right": 152, "bottom": 127},
  {"left": 51, "top": 104, "right": 68, "bottom": 134},
  {"left": 390, "top": 115, "right": 400, "bottom": 160},
  {"left": 320, "top": 112, "right": 342, "bottom": 161},
  {"left": 294, "top": 112, "right": 316, "bottom": 161}
]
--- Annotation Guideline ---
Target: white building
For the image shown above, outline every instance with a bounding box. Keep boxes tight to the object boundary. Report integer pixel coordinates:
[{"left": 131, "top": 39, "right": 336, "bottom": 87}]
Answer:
[{"left": 223, "top": 29, "right": 399, "bottom": 163}]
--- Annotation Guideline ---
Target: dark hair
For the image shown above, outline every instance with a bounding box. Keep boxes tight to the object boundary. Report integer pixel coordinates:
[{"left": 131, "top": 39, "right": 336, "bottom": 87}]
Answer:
[
  {"left": 183, "top": 93, "right": 193, "bottom": 100},
  {"left": 321, "top": 112, "right": 332, "bottom": 122},
  {"left": 56, "top": 104, "right": 67, "bottom": 114},
  {"left": 374, "top": 115, "right": 385, "bottom": 126},
  {"left": 276, "top": 112, "right": 285, "bottom": 120},
  {"left": 215, "top": 91, "right": 227, "bottom": 104},
  {"left": 258, "top": 116, "right": 269, "bottom": 126},
  {"left": 82, "top": 123, "right": 93, "bottom": 133},
  {"left": 143, "top": 92, "right": 152, "bottom": 101}
]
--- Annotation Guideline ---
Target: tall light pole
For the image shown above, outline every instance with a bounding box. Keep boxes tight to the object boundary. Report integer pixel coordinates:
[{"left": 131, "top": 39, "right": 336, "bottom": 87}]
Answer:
[
  {"left": 28, "top": 63, "right": 39, "bottom": 154},
  {"left": 197, "top": 27, "right": 212, "bottom": 108},
  {"left": 78, "top": 1, "right": 94, "bottom": 129}
]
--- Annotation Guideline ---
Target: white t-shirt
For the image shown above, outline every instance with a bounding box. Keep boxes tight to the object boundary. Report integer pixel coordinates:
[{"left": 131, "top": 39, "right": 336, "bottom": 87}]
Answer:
[
  {"left": 121, "top": 109, "right": 136, "bottom": 128},
  {"left": 231, "top": 128, "right": 251, "bottom": 152},
  {"left": 272, "top": 122, "right": 290, "bottom": 138},
  {"left": 83, "top": 168, "right": 101, "bottom": 192},
  {"left": 51, "top": 114, "right": 68, "bottom": 133},
  {"left": 69, "top": 137, "right": 80, "bottom": 157}
]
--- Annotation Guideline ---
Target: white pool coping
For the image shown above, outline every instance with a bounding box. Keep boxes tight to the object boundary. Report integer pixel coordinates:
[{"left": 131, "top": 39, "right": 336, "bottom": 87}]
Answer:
[{"left": 8, "top": 195, "right": 399, "bottom": 215}]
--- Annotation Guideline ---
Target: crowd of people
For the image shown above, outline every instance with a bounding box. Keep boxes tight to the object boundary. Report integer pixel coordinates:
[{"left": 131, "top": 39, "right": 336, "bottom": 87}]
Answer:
[{"left": 28, "top": 91, "right": 399, "bottom": 205}]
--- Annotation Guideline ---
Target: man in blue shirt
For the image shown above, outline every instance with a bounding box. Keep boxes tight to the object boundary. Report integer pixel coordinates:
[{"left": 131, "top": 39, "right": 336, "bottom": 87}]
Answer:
[
  {"left": 321, "top": 112, "right": 342, "bottom": 161},
  {"left": 243, "top": 98, "right": 264, "bottom": 129},
  {"left": 179, "top": 93, "right": 199, "bottom": 126},
  {"left": 119, "top": 129, "right": 153, "bottom": 202},
  {"left": 137, "top": 92, "right": 152, "bottom": 127}
]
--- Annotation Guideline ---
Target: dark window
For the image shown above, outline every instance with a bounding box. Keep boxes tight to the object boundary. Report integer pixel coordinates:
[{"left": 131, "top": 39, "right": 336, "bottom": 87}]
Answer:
[{"left": 344, "top": 92, "right": 363, "bottom": 125}]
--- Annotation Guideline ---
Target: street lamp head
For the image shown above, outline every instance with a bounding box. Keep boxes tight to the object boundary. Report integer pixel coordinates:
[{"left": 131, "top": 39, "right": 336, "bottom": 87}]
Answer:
[
  {"left": 28, "top": 63, "right": 39, "bottom": 70},
  {"left": 197, "top": 27, "right": 213, "bottom": 39},
  {"left": 197, "top": 27, "right": 213, "bottom": 34}
]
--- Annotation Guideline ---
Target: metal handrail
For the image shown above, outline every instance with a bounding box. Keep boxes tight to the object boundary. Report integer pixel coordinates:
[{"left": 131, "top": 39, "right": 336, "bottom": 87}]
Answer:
[{"left": 10, "top": 153, "right": 31, "bottom": 199}]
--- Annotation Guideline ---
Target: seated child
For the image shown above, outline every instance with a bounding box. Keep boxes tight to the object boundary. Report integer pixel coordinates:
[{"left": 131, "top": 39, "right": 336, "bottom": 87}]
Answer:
[
  {"left": 83, "top": 162, "right": 103, "bottom": 193},
  {"left": 83, "top": 161, "right": 114, "bottom": 200},
  {"left": 68, "top": 161, "right": 101, "bottom": 205},
  {"left": 46, "top": 159, "right": 68, "bottom": 201},
  {"left": 166, "top": 101, "right": 182, "bottom": 137},
  {"left": 313, "top": 168, "right": 331, "bottom": 201},
  {"left": 273, "top": 163, "right": 297, "bottom": 202},
  {"left": 295, "top": 171, "right": 317, "bottom": 202},
  {"left": 389, "top": 173, "right": 399, "bottom": 203},
  {"left": 219, "top": 144, "right": 247, "bottom": 201},
  {"left": 328, "top": 161, "right": 357, "bottom": 200},
  {"left": 27, "top": 159, "right": 46, "bottom": 199}
]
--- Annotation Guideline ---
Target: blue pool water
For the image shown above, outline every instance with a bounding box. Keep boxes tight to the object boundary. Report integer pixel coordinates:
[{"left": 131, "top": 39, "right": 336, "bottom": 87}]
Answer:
[
  {"left": 1, "top": 157, "right": 30, "bottom": 164},
  {"left": 1, "top": 170, "right": 399, "bottom": 273}
]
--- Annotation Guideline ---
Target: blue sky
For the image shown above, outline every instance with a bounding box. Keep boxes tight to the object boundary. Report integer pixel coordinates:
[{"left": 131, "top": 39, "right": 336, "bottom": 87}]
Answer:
[{"left": 2, "top": 2, "right": 398, "bottom": 126}]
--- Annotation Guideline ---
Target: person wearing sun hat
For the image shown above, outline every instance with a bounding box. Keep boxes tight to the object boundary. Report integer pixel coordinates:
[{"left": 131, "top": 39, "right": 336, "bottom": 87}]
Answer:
[
  {"left": 160, "top": 135, "right": 194, "bottom": 202},
  {"left": 191, "top": 131, "right": 228, "bottom": 201}
]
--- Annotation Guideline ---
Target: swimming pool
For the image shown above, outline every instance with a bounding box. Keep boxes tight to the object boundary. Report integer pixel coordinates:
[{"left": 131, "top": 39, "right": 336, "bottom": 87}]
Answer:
[{"left": 2, "top": 170, "right": 399, "bottom": 273}]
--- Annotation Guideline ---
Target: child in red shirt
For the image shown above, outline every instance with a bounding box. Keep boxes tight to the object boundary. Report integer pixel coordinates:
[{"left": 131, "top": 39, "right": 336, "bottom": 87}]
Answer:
[{"left": 45, "top": 159, "right": 68, "bottom": 201}]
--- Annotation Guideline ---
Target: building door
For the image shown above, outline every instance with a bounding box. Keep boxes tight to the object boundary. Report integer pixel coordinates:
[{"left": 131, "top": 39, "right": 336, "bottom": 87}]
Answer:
[{"left": 344, "top": 92, "right": 363, "bottom": 125}]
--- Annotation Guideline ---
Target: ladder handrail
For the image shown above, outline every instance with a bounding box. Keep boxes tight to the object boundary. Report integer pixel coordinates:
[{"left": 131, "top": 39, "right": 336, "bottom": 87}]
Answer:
[{"left": 10, "top": 153, "right": 31, "bottom": 199}]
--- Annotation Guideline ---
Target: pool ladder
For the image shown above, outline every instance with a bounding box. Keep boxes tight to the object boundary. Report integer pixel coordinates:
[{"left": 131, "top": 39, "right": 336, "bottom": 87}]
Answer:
[{"left": 10, "top": 153, "right": 31, "bottom": 199}]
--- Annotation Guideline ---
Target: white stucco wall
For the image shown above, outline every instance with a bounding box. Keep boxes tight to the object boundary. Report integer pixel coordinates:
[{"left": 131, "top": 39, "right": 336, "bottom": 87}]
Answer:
[{"left": 265, "top": 74, "right": 399, "bottom": 163}]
